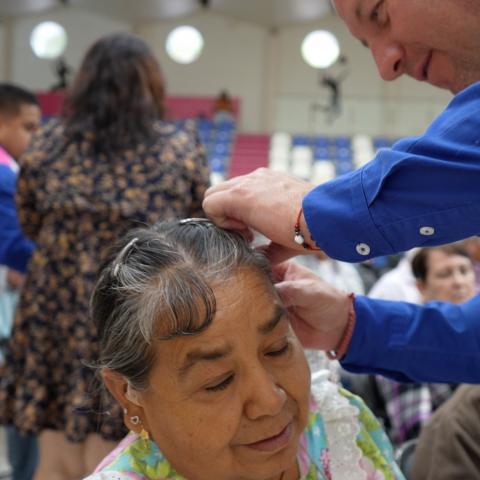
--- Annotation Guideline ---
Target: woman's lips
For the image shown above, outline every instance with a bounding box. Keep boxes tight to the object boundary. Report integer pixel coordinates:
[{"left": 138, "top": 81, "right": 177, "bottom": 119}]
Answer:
[{"left": 244, "top": 422, "right": 293, "bottom": 452}]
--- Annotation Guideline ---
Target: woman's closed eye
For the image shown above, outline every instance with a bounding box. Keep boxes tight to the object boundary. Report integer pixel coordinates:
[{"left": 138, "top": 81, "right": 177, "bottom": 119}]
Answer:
[
  {"left": 266, "top": 341, "right": 291, "bottom": 357},
  {"left": 205, "top": 374, "right": 234, "bottom": 392}
]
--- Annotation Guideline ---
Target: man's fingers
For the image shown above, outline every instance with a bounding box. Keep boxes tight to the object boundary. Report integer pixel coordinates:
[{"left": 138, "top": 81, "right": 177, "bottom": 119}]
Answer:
[
  {"left": 204, "top": 173, "right": 246, "bottom": 197},
  {"left": 262, "top": 242, "right": 302, "bottom": 265},
  {"left": 202, "top": 190, "right": 246, "bottom": 229},
  {"left": 275, "top": 279, "right": 307, "bottom": 308}
]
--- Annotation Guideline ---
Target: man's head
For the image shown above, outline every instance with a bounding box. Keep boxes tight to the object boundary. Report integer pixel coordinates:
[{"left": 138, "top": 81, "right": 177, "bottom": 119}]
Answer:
[
  {"left": 333, "top": 0, "right": 480, "bottom": 93},
  {"left": 412, "top": 244, "right": 476, "bottom": 304},
  {"left": 0, "top": 84, "right": 41, "bottom": 160}
]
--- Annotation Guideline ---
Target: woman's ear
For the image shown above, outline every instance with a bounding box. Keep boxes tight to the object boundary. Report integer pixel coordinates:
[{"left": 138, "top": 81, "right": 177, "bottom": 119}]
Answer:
[
  {"left": 102, "top": 369, "right": 145, "bottom": 432},
  {"left": 102, "top": 368, "right": 130, "bottom": 407}
]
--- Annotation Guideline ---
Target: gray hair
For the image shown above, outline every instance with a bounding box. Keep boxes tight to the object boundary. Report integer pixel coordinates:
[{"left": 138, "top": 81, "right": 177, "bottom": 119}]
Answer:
[{"left": 91, "top": 219, "right": 271, "bottom": 390}]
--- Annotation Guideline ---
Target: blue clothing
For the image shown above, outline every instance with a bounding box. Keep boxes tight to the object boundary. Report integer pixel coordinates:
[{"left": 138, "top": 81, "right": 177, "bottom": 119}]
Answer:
[
  {"left": 0, "top": 151, "right": 34, "bottom": 272},
  {"left": 6, "top": 426, "right": 38, "bottom": 480},
  {"left": 302, "top": 81, "right": 480, "bottom": 384},
  {"left": 304, "top": 81, "right": 480, "bottom": 263},
  {"left": 343, "top": 295, "right": 480, "bottom": 383}
]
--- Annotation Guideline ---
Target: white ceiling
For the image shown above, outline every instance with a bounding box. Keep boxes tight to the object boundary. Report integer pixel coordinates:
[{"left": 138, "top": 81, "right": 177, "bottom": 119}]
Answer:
[{"left": 0, "top": 0, "right": 334, "bottom": 27}]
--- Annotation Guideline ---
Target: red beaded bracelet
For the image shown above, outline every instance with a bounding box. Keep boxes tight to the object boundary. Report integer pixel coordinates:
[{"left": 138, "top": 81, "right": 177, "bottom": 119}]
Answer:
[
  {"left": 294, "top": 208, "right": 322, "bottom": 251},
  {"left": 326, "top": 293, "right": 356, "bottom": 360}
]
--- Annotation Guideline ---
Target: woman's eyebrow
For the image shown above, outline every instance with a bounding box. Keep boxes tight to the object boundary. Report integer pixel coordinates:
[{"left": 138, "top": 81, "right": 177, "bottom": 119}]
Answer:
[
  {"left": 257, "top": 304, "right": 288, "bottom": 335},
  {"left": 177, "top": 305, "right": 288, "bottom": 379}
]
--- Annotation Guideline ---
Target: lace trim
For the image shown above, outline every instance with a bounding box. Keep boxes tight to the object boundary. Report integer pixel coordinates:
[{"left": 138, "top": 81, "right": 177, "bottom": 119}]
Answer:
[{"left": 311, "top": 370, "right": 366, "bottom": 480}]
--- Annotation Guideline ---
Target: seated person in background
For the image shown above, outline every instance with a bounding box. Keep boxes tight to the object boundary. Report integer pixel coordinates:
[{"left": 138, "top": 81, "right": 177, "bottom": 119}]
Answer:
[
  {"left": 86, "top": 220, "right": 405, "bottom": 479},
  {"left": 212, "top": 89, "right": 235, "bottom": 123},
  {"left": 374, "top": 244, "right": 476, "bottom": 447},
  {"left": 411, "top": 383, "right": 480, "bottom": 480},
  {"left": 464, "top": 236, "right": 480, "bottom": 293}
]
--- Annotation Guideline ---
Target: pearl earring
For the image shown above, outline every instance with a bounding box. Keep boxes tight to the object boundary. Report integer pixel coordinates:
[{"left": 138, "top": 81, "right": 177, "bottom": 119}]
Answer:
[{"left": 130, "top": 415, "right": 140, "bottom": 425}]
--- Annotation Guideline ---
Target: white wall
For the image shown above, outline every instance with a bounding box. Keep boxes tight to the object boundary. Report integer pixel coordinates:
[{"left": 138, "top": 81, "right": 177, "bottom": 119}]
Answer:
[
  {"left": 0, "top": 21, "right": 7, "bottom": 82},
  {"left": 5, "top": 8, "right": 454, "bottom": 137},
  {"left": 10, "top": 7, "right": 131, "bottom": 91},
  {"left": 272, "top": 14, "right": 452, "bottom": 136},
  {"left": 138, "top": 12, "right": 268, "bottom": 132}
]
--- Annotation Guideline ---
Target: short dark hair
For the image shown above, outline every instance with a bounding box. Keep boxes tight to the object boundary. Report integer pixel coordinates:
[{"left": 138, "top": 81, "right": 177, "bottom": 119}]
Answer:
[
  {"left": 411, "top": 244, "right": 471, "bottom": 281},
  {"left": 0, "top": 83, "right": 38, "bottom": 117},
  {"left": 63, "top": 33, "right": 165, "bottom": 154}
]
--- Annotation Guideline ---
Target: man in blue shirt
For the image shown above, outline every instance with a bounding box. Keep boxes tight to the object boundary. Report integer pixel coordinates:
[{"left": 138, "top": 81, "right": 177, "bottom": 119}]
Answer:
[{"left": 202, "top": 1, "right": 480, "bottom": 383}]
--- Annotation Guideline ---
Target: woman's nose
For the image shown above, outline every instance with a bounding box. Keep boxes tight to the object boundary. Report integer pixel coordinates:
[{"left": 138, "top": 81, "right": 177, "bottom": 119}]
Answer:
[
  {"left": 244, "top": 368, "right": 287, "bottom": 420},
  {"left": 370, "top": 39, "right": 405, "bottom": 81}
]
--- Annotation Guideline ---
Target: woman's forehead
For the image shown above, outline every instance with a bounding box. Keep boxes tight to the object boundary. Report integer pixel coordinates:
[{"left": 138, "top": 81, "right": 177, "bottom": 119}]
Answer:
[{"left": 153, "top": 270, "right": 287, "bottom": 367}]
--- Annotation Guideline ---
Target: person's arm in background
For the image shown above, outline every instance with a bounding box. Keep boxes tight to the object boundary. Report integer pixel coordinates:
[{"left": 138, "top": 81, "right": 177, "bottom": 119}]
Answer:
[{"left": 0, "top": 164, "right": 34, "bottom": 272}]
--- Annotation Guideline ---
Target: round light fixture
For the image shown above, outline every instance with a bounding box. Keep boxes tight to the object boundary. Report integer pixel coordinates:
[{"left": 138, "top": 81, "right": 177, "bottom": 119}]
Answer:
[
  {"left": 30, "top": 21, "right": 68, "bottom": 59},
  {"left": 166, "top": 25, "right": 204, "bottom": 64},
  {"left": 301, "top": 30, "right": 340, "bottom": 69}
]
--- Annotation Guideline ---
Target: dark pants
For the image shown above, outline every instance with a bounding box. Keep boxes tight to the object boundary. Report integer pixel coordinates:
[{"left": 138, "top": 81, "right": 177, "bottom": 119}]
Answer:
[{"left": 6, "top": 427, "right": 38, "bottom": 480}]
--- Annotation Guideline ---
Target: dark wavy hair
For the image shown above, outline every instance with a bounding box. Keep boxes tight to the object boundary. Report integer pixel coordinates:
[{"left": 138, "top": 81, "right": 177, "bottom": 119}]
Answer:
[{"left": 63, "top": 33, "right": 165, "bottom": 153}]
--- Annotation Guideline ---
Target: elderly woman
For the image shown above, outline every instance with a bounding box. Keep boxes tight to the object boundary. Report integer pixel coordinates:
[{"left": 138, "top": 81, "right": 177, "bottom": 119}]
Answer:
[{"left": 86, "top": 220, "right": 404, "bottom": 480}]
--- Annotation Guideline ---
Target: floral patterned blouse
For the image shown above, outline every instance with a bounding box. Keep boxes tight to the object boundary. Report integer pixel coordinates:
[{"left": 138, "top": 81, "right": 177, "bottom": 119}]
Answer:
[{"left": 85, "top": 376, "right": 405, "bottom": 479}]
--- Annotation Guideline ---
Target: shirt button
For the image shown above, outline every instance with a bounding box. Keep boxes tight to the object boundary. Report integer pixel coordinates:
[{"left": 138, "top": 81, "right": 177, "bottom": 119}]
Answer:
[
  {"left": 356, "top": 243, "right": 371, "bottom": 256},
  {"left": 420, "top": 226, "right": 435, "bottom": 236}
]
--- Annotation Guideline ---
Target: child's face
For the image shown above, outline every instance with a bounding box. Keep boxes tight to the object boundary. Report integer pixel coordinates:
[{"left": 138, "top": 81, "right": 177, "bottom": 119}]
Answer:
[{"left": 0, "top": 103, "right": 41, "bottom": 160}]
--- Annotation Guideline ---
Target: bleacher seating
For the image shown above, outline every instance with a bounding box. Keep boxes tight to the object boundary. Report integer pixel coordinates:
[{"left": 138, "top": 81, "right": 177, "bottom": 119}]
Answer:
[
  {"left": 268, "top": 133, "right": 356, "bottom": 183},
  {"left": 264, "top": 133, "right": 398, "bottom": 186},
  {"left": 196, "top": 118, "right": 237, "bottom": 185}
]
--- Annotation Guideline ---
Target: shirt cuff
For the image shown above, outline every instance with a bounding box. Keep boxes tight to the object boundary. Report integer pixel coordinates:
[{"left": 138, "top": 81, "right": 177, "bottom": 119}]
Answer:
[{"left": 302, "top": 168, "right": 394, "bottom": 262}]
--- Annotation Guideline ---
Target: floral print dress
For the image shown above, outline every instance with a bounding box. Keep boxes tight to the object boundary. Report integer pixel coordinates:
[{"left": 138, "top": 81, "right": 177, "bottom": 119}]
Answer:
[
  {"left": 0, "top": 118, "right": 209, "bottom": 442},
  {"left": 85, "top": 377, "right": 405, "bottom": 479}
]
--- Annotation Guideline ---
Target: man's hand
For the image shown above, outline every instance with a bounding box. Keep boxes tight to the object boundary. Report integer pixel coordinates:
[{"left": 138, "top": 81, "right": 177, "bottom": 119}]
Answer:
[
  {"left": 273, "top": 261, "right": 351, "bottom": 352},
  {"left": 203, "top": 168, "right": 318, "bottom": 263}
]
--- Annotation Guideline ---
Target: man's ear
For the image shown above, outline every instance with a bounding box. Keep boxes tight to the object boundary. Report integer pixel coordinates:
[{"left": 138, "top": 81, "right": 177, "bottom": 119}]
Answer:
[
  {"left": 0, "top": 113, "right": 8, "bottom": 144},
  {"left": 416, "top": 279, "right": 427, "bottom": 298}
]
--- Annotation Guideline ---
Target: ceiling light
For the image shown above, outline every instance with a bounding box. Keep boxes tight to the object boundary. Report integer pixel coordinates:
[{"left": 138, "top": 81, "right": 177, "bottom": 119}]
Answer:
[
  {"left": 301, "top": 30, "right": 340, "bottom": 69},
  {"left": 30, "top": 21, "right": 68, "bottom": 59},
  {"left": 166, "top": 26, "right": 204, "bottom": 65}
]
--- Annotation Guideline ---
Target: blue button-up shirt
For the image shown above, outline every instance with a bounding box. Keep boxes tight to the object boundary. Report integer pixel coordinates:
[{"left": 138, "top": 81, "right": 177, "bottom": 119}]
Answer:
[{"left": 302, "top": 81, "right": 480, "bottom": 383}]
